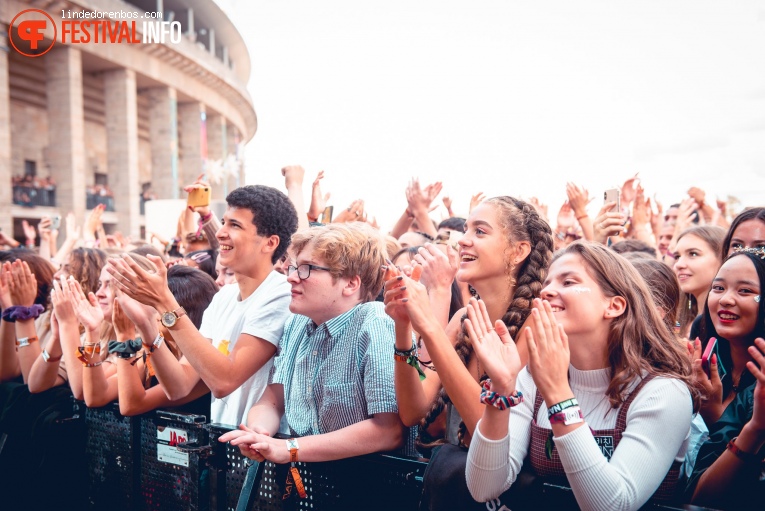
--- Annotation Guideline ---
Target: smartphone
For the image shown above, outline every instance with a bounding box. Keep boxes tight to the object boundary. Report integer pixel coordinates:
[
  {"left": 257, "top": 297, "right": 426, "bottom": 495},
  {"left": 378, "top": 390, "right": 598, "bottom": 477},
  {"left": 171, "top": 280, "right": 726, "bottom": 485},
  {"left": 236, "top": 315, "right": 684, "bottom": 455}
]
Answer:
[
  {"left": 604, "top": 188, "right": 620, "bottom": 213},
  {"left": 50, "top": 215, "right": 61, "bottom": 231},
  {"left": 187, "top": 186, "right": 211, "bottom": 208},
  {"left": 701, "top": 337, "right": 717, "bottom": 378},
  {"left": 321, "top": 205, "right": 334, "bottom": 224}
]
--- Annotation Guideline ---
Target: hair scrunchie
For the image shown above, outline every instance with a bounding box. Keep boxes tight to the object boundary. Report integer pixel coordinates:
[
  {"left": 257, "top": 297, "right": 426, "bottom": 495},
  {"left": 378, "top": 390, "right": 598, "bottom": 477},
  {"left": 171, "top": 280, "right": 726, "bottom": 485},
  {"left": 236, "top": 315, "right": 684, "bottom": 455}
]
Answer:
[{"left": 2, "top": 304, "right": 45, "bottom": 323}]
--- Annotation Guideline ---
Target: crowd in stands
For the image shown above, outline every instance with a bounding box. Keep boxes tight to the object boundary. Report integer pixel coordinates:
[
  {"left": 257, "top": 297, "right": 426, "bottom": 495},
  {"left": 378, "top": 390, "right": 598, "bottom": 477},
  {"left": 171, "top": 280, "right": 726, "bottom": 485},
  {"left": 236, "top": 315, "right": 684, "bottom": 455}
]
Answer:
[
  {"left": 11, "top": 175, "right": 56, "bottom": 207},
  {"left": 0, "top": 165, "right": 763, "bottom": 510}
]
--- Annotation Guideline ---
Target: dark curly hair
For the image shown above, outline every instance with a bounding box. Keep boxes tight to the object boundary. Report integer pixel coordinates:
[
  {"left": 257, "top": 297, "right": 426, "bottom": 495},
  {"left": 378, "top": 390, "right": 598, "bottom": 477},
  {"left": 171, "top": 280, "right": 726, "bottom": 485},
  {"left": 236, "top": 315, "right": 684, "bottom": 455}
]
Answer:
[
  {"left": 418, "top": 196, "right": 554, "bottom": 449},
  {"left": 226, "top": 185, "right": 299, "bottom": 264}
]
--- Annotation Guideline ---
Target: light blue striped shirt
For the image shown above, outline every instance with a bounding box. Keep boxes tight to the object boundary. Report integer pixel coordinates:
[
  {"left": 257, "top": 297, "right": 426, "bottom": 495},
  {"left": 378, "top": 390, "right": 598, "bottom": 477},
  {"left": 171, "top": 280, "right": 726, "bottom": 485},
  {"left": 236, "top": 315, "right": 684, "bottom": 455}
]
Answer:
[{"left": 271, "top": 302, "right": 398, "bottom": 436}]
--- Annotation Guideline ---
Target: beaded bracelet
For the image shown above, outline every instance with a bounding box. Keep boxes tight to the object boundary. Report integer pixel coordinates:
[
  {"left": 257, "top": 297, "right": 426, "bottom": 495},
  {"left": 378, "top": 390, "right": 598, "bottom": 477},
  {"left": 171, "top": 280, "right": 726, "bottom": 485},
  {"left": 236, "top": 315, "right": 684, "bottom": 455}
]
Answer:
[
  {"left": 479, "top": 379, "right": 523, "bottom": 410},
  {"left": 547, "top": 398, "right": 579, "bottom": 418},
  {"left": 393, "top": 342, "right": 427, "bottom": 381}
]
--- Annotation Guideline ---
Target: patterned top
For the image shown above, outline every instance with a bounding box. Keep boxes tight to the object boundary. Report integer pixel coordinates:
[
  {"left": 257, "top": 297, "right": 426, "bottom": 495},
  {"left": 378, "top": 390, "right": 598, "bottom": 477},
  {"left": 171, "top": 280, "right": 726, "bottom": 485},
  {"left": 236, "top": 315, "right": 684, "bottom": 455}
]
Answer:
[{"left": 271, "top": 302, "right": 398, "bottom": 436}]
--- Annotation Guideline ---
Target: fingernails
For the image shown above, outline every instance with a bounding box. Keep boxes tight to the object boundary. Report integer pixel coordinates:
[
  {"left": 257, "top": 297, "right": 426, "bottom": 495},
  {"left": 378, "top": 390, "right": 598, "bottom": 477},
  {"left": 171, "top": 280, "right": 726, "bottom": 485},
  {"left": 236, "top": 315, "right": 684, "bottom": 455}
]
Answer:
[
  {"left": 401, "top": 298, "right": 408, "bottom": 303},
  {"left": 400, "top": 286, "right": 406, "bottom": 291},
  {"left": 381, "top": 265, "right": 388, "bottom": 271},
  {"left": 396, "top": 276, "right": 403, "bottom": 281}
]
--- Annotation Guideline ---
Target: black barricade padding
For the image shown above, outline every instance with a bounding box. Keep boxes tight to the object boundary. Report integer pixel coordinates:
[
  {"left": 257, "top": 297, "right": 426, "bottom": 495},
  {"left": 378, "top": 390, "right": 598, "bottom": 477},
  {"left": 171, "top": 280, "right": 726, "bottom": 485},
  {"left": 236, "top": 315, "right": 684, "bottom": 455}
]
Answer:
[
  {"left": 83, "top": 412, "right": 723, "bottom": 511},
  {"left": 140, "top": 410, "right": 211, "bottom": 511},
  {"left": 86, "top": 403, "right": 140, "bottom": 511}
]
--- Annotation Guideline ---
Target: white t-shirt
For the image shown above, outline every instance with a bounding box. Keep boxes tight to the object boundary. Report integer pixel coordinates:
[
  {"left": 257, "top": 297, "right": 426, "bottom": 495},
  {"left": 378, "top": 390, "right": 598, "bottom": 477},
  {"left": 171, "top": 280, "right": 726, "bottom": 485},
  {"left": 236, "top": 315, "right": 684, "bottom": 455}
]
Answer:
[{"left": 199, "top": 271, "right": 292, "bottom": 426}]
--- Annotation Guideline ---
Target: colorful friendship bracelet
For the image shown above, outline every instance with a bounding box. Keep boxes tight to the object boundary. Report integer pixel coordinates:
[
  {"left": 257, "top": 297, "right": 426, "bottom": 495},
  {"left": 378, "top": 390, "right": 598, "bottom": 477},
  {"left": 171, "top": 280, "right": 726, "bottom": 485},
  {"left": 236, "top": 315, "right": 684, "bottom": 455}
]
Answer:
[
  {"left": 479, "top": 379, "right": 524, "bottom": 410},
  {"left": 393, "top": 342, "right": 427, "bottom": 381}
]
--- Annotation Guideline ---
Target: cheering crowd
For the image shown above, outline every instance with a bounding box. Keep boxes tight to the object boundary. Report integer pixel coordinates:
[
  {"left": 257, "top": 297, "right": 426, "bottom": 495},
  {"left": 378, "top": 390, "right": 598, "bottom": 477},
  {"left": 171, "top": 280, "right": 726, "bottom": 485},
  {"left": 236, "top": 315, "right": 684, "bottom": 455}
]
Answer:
[{"left": 0, "top": 165, "right": 763, "bottom": 510}]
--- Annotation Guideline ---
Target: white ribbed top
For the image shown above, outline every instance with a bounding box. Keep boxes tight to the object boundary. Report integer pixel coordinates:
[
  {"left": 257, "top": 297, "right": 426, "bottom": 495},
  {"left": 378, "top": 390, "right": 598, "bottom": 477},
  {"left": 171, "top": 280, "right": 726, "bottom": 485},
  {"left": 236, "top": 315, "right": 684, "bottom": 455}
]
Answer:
[{"left": 466, "top": 366, "right": 692, "bottom": 511}]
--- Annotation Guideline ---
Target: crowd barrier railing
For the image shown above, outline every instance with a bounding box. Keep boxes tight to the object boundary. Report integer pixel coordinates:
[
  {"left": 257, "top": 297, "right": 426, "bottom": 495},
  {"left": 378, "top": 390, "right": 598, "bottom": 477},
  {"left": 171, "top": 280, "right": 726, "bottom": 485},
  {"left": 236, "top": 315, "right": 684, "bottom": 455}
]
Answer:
[{"left": 80, "top": 403, "right": 720, "bottom": 511}]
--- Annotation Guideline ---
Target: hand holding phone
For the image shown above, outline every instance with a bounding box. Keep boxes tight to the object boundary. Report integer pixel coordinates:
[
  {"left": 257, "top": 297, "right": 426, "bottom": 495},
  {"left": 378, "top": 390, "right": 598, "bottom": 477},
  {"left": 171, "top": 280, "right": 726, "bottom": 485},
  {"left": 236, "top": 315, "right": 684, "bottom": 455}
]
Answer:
[
  {"left": 701, "top": 337, "right": 718, "bottom": 379},
  {"left": 187, "top": 186, "right": 211, "bottom": 208},
  {"left": 604, "top": 188, "right": 620, "bottom": 213},
  {"left": 51, "top": 215, "right": 61, "bottom": 231}
]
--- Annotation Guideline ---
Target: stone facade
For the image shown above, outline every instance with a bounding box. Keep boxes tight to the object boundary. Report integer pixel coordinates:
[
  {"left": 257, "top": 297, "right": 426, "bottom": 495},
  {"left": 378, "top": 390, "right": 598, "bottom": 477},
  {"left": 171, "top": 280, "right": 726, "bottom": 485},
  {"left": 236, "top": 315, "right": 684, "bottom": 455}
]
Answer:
[{"left": 1, "top": 0, "right": 255, "bottom": 242}]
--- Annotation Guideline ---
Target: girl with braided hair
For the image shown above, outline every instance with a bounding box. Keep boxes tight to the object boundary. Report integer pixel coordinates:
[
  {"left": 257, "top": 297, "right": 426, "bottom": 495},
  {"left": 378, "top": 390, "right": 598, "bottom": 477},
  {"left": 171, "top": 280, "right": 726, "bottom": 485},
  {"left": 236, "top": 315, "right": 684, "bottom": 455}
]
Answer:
[{"left": 384, "top": 197, "right": 553, "bottom": 500}]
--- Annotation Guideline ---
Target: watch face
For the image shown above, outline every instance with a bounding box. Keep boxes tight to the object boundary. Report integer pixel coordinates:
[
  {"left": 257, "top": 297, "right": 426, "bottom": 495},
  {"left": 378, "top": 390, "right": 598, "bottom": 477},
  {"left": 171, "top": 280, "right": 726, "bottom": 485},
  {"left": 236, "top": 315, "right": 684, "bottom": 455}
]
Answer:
[{"left": 161, "top": 311, "right": 177, "bottom": 328}]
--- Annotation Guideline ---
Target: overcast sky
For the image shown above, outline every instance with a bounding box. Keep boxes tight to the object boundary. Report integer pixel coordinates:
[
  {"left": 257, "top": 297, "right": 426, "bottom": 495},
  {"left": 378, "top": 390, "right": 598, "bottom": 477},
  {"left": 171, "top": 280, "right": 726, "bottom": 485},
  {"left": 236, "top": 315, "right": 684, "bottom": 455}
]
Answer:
[{"left": 227, "top": 1, "right": 765, "bottom": 229}]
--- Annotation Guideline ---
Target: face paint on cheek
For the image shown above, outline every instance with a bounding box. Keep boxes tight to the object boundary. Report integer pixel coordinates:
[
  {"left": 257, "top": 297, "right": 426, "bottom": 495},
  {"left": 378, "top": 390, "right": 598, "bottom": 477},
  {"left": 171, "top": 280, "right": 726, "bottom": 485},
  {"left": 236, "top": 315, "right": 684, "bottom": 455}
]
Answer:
[
  {"left": 571, "top": 287, "right": 592, "bottom": 294},
  {"left": 755, "top": 295, "right": 761, "bottom": 303}
]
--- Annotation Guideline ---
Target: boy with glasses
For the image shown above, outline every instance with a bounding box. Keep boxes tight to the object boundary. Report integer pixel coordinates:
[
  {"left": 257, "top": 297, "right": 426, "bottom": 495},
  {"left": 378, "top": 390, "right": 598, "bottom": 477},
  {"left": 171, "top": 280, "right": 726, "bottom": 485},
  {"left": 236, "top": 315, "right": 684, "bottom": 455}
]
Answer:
[{"left": 220, "top": 223, "right": 405, "bottom": 467}]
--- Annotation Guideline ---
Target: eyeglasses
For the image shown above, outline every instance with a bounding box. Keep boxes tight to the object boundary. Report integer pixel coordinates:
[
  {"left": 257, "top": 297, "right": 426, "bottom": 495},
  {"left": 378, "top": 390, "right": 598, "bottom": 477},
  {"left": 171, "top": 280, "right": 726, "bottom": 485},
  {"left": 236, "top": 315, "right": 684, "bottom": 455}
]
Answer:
[{"left": 287, "top": 263, "right": 332, "bottom": 280}]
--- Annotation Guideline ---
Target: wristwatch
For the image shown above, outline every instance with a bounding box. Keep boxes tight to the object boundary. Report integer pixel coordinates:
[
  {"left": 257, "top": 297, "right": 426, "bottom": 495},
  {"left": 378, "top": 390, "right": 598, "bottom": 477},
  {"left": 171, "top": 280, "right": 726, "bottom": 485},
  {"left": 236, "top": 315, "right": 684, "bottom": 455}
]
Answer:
[{"left": 160, "top": 306, "right": 187, "bottom": 329}]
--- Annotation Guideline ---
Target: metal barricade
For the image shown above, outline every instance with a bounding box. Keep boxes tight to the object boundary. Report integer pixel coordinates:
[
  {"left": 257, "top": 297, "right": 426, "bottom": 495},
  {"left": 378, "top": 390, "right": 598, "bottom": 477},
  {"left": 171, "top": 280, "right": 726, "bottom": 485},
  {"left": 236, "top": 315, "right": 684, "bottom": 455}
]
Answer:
[{"left": 85, "top": 403, "right": 140, "bottom": 511}]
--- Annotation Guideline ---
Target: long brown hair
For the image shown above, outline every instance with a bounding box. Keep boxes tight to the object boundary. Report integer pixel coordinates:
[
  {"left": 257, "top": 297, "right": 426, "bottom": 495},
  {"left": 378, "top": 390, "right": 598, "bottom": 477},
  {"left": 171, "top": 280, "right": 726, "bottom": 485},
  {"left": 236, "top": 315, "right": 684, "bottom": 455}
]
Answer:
[
  {"left": 675, "top": 225, "right": 725, "bottom": 335},
  {"left": 418, "top": 197, "right": 554, "bottom": 448},
  {"left": 558, "top": 241, "right": 698, "bottom": 409}
]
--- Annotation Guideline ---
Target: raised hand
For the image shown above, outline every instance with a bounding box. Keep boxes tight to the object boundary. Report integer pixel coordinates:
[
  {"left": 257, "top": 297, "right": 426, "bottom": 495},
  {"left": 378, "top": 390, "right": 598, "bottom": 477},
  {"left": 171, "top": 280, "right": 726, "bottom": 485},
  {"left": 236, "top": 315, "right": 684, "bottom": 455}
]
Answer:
[
  {"left": 463, "top": 298, "right": 522, "bottom": 393},
  {"left": 525, "top": 299, "right": 572, "bottom": 405},
  {"left": 112, "top": 294, "right": 136, "bottom": 342},
  {"left": 692, "top": 338, "right": 725, "bottom": 424},
  {"left": 621, "top": 173, "right": 640, "bottom": 205},
  {"left": 333, "top": 199, "right": 365, "bottom": 223},
  {"left": 307, "top": 171, "right": 331, "bottom": 221},
  {"left": 383, "top": 267, "right": 435, "bottom": 335},
  {"left": 414, "top": 243, "right": 458, "bottom": 292},
  {"left": 50, "top": 278, "right": 78, "bottom": 325},
  {"left": 281, "top": 165, "right": 305, "bottom": 189},
  {"left": 0, "top": 262, "right": 13, "bottom": 309},
  {"left": 68, "top": 278, "right": 104, "bottom": 332},
  {"left": 592, "top": 202, "right": 627, "bottom": 245},
  {"left": 9, "top": 260, "right": 37, "bottom": 307},
  {"left": 106, "top": 254, "right": 170, "bottom": 310},
  {"left": 21, "top": 220, "right": 36, "bottom": 245},
  {"left": 746, "top": 338, "right": 765, "bottom": 432},
  {"left": 64, "top": 212, "right": 81, "bottom": 242},
  {"left": 469, "top": 192, "right": 486, "bottom": 213},
  {"left": 556, "top": 201, "right": 576, "bottom": 230},
  {"left": 183, "top": 174, "right": 213, "bottom": 216},
  {"left": 565, "top": 182, "right": 591, "bottom": 219}
]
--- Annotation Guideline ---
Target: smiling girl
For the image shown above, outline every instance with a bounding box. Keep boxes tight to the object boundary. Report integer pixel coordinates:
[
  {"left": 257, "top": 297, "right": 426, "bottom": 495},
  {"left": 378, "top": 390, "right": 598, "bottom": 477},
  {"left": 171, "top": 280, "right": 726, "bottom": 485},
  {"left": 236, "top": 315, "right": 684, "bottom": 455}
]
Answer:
[
  {"left": 673, "top": 225, "right": 726, "bottom": 337},
  {"left": 688, "top": 247, "right": 765, "bottom": 510},
  {"left": 464, "top": 241, "right": 696, "bottom": 510}
]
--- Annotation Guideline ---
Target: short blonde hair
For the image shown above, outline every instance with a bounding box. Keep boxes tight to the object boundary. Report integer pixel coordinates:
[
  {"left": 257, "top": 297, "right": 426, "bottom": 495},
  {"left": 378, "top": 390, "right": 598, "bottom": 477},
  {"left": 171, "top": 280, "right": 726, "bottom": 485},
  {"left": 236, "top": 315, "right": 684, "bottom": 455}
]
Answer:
[{"left": 291, "top": 223, "right": 386, "bottom": 302}]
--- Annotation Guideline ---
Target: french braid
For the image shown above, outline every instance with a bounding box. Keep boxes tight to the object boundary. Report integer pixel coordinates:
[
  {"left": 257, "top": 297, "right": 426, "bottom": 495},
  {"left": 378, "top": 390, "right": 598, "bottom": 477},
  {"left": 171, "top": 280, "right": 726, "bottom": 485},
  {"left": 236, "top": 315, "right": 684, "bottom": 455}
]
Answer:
[{"left": 417, "top": 197, "right": 553, "bottom": 450}]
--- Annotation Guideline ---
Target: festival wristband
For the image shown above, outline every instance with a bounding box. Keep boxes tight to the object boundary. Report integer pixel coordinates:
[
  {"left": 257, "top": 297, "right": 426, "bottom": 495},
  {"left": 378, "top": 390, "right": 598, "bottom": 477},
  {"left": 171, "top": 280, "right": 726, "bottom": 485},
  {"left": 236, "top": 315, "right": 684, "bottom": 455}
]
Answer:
[
  {"left": 15, "top": 336, "right": 39, "bottom": 348},
  {"left": 393, "top": 342, "right": 427, "bottom": 381},
  {"left": 547, "top": 398, "right": 579, "bottom": 418},
  {"left": 42, "top": 349, "right": 62, "bottom": 363},
  {"left": 283, "top": 438, "right": 307, "bottom": 499},
  {"left": 549, "top": 407, "right": 584, "bottom": 426}
]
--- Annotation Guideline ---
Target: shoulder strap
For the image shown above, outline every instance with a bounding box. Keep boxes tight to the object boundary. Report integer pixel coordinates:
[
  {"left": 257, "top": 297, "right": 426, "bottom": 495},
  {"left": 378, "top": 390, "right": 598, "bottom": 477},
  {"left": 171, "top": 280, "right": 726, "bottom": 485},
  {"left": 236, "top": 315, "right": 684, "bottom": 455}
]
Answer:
[
  {"left": 533, "top": 388, "right": 544, "bottom": 421},
  {"left": 615, "top": 374, "right": 656, "bottom": 430}
]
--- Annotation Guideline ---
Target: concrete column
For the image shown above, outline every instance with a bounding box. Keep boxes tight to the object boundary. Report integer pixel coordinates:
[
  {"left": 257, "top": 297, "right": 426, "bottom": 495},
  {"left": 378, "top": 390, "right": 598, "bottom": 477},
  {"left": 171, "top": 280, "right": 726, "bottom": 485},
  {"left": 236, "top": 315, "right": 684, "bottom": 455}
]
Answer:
[
  {"left": 178, "top": 102, "right": 204, "bottom": 187},
  {"left": 147, "top": 86, "right": 179, "bottom": 199},
  {"left": 226, "top": 123, "right": 240, "bottom": 191},
  {"left": 104, "top": 69, "right": 140, "bottom": 238},
  {"left": 46, "top": 46, "right": 86, "bottom": 226},
  {"left": 206, "top": 113, "right": 226, "bottom": 200},
  {"left": 209, "top": 28, "right": 215, "bottom": 56},
  {"left": 0, "top": 25, "right": 12, "bottom": 233}
]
